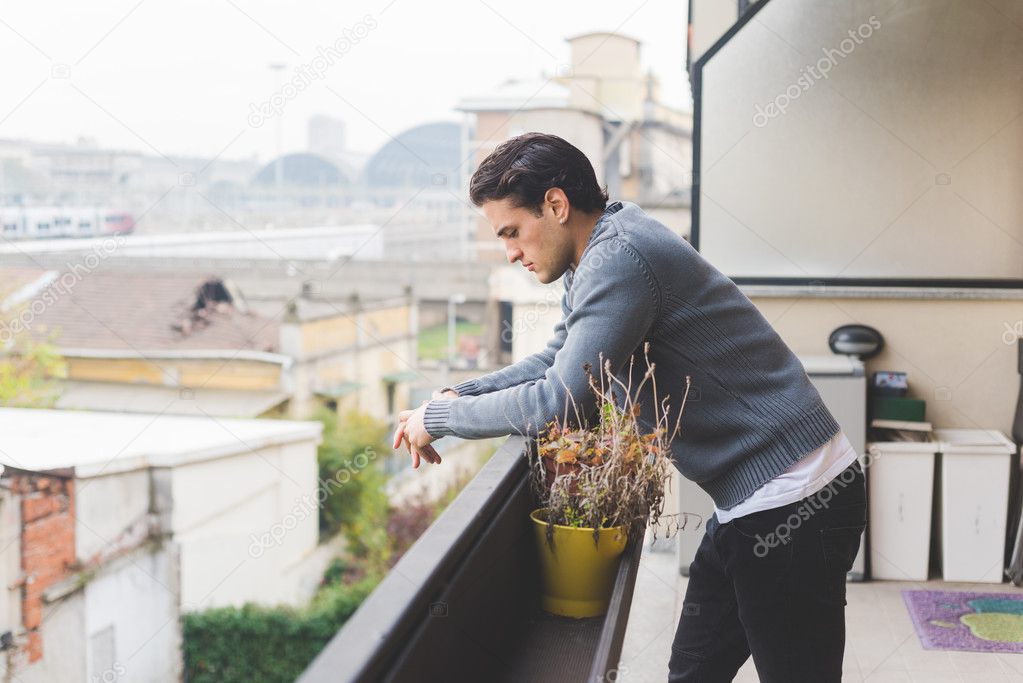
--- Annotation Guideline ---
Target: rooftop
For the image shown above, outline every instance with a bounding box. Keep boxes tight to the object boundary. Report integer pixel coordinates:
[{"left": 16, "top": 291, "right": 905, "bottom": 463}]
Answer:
[
  {"left": 456, "top": 78, "right": 571, "bottom": 112},
  {"left": 0, "top": 265, "right": 53, "bottom": 303},
  {"left": 0, "top": 224, "right": 383, "bottom": 261},
  {"left": 565, "top": 31, "right": 642, "bottom": 44},
  {"left": 0, "top": 407, "right": 321, "bottom": 477},
  {"left": 54, "top": 380, "right": 290, "bottom": 417},
  {"left": 1, "top": 270, "right": 281, "bottom": 353}
]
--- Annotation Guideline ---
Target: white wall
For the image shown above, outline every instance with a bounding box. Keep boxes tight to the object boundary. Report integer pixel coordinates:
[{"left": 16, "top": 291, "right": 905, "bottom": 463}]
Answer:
[
  {"left": 84, "top": 548, "right": 179, "bottom": 683},
  {"left": 75, "top": 469, "right": 151, "bottom": 562},
  {"left": 68, "top": 470, "right": 179, "bottom": 682},
  {"left": 698, "top": 0, "right": 1023, "bottom": 281},
  {"left": 690, "top": 0, "right": 741, "bottom": 63},
  {"left": 749, "top": 291, "right": 1023, "bottom": 435},
  {"left": 172, "top": 439, "right": 320, "bottom": 610},
  {"left": 0, "top": 492, "right": 22, "bottom": 635},
  {"left": 19, "top": 592, "right": 86, "bottom": 683}
]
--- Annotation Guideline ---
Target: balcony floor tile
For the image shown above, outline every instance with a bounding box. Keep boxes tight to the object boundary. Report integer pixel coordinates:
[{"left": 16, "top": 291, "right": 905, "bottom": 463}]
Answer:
[{"left": 620, "top": 539, "right": 1023, "bottom": 682}]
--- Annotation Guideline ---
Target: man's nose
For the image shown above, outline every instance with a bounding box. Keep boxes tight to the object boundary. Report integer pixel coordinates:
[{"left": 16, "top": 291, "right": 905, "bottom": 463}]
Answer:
[{"left": 507, "top": 246, "right": 522, "bottom": 264}]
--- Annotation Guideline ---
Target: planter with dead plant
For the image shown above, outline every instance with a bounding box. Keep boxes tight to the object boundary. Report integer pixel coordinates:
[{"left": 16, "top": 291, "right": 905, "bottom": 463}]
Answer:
[{"left": 528, "top": 343, "right": 698, "bottom": 617}]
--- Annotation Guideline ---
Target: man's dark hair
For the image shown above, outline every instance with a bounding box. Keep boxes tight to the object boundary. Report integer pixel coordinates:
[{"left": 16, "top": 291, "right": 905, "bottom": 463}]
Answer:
[{"left": 469, "top": 132, "right": 608, "bottom": 216}]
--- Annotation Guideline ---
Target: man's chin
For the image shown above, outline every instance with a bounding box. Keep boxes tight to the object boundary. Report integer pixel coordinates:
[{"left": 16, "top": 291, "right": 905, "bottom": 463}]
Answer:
[{"left": 538, "top": 265, "right": 569, "bottom": 284}]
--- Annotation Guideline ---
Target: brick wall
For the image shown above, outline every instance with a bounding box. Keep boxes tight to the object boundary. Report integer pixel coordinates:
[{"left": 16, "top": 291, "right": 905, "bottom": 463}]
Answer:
[{"left": 9, "top": 473, "right": 75, "bottom": 663}]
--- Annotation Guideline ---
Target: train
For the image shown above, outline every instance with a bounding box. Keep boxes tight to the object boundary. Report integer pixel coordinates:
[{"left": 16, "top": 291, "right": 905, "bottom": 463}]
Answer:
[{"left": 0, "top": 207, "right": 135, "bottom": 240}]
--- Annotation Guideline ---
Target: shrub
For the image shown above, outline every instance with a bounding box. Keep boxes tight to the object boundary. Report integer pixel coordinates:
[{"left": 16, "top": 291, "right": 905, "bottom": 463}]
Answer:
[
  {"left": 0, "top": 338, "right": 62, "bottom": 407},
  {"left": 316, "top": 409, "right": 391, "bottom": 570},
  {"left": 386, "top": 465, "right": 478, "bottom": 566},
  {"left": 182, "top": 575, "right": 378, "bottom": 683},
  {"left": 386, "top": 493, "right": 437, "bottom": 567}
]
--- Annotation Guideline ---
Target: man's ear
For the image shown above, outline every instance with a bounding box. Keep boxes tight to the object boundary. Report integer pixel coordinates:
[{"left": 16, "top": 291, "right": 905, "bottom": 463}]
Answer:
[{"left": 544, "top": 188, "right": 570, "bottom": 225}]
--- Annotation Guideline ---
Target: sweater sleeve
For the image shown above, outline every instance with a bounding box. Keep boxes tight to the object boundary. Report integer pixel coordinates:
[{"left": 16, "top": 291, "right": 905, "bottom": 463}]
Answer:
[
  {"left": 423, "top": 239, "right": 660, "bottom": 439},
  {"left": 444, "top": 291, "right": 570, "bottom": 397}
]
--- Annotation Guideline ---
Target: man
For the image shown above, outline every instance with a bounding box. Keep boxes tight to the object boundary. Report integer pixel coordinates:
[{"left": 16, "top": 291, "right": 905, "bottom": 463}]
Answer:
[{"left": 393, "top": 132, "right": 866, "bottom": 682}]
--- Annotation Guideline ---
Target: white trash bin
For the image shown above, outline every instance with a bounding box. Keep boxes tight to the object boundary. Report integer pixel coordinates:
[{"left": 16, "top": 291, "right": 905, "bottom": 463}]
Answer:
[
  {"left": 937, "top": 429, "right": 1015, "bottom": 583},
  {"left": 867, "top": 440, "right": 939, "bottom": 580}
]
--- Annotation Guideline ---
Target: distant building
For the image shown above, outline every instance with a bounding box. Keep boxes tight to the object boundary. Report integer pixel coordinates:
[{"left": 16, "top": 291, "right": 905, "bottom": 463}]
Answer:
[
  {"left": 251, "top": 152, "right": 351, "bottom": 188},
  {"left": 0, "top": 136, "right": 261, "bottom": 235},
  {"left": 361, "top": 121, "right": 461, "bottom": 191},
  {"left": 0, "top": 269, "right": 418, "bottom": 422},
  {"left": 0, "top": 407, "right": 324, "bottom": 682},
  {"left": 0, "top": 136, "right": 259, "bottom": 203}
]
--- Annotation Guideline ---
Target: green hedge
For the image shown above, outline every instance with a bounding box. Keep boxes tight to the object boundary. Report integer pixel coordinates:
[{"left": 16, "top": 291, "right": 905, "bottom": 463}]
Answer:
[{"left": 182, "top": 576, "right": 377, "bottom": 683}]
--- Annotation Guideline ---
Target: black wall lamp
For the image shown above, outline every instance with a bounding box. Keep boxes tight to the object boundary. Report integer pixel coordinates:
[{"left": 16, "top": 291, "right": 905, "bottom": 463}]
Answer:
[{"left": 828, "top": 324, "right": 884, "bottom": 360}]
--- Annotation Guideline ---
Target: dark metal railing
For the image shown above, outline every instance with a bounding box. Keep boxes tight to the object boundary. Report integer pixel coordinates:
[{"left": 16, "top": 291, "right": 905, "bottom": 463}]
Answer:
[{"left": 298, "top": 436, "right": 643, "bottom": 683}]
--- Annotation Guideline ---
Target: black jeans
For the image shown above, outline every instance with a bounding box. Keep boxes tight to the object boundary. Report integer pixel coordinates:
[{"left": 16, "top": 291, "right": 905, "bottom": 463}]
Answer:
[{"left": 668, "top": 459, "right": 866, "bottom": 682}]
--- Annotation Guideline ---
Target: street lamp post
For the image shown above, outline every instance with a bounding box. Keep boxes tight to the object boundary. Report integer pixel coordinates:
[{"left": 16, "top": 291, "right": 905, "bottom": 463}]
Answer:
[
  {"left": 268, "top": 63, "right": 287, "bottom": 190},
  {"left": 447, "top": 293, "right": 466, "bottom": 385}
]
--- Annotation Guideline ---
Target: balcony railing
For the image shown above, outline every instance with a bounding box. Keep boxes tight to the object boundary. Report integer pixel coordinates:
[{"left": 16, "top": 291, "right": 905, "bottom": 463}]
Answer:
[{"left": 298, "top": 436, "right": 643, "bottom": 683}]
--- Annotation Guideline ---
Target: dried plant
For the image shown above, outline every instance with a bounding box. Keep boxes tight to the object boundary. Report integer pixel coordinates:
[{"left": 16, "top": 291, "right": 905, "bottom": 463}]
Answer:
[{"left": 530, "top": 343, "right": 701, "bottom": 547}]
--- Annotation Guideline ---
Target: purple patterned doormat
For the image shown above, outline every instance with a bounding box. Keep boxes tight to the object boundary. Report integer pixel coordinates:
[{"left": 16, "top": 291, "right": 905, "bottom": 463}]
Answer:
[{"left": 903, "top": 590, "right": 1023, "bottom": 653}]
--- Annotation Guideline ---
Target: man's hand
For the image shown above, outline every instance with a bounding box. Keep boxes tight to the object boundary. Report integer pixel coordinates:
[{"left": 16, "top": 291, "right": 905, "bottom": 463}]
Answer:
[{"left": 393, "top": 400, "right": 442, "bottom": 469}]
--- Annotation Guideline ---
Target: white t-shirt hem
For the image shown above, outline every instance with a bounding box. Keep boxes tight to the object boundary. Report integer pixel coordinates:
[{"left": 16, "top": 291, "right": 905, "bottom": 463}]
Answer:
[{"left": 715, "top": 430, "right": 858, "bottom": 524}]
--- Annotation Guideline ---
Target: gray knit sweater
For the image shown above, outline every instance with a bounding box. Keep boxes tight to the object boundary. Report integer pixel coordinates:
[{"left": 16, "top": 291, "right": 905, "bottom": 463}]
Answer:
[{"left": 423, "top": 201, "right": 840, "bottom": 509}]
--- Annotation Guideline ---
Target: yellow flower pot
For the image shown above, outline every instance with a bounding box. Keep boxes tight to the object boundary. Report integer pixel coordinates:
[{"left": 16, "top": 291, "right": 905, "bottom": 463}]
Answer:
[{"left": 530, "top": 508, "right": 629, "bottom": 618}]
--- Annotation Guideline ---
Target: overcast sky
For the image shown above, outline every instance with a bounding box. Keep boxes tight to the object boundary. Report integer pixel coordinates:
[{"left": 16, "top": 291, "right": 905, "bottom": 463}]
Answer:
[{"left": 0, "top": 1, "right": 690, "bottom": 164}]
